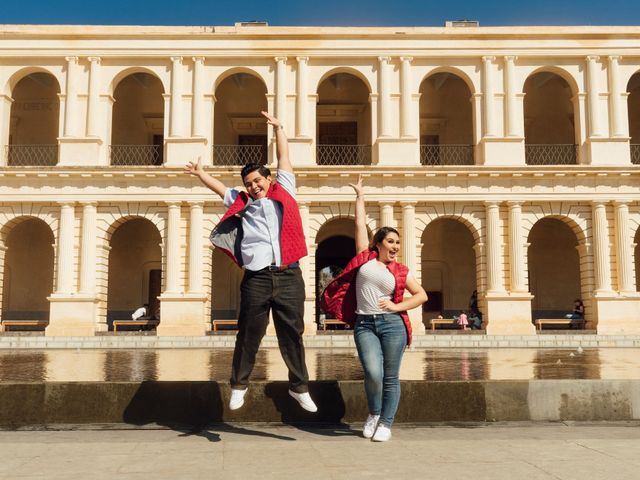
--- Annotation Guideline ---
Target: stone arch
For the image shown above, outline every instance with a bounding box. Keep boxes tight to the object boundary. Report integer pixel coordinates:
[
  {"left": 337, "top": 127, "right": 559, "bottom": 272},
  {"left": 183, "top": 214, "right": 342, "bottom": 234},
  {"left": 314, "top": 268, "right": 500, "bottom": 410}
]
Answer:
[
  {"left": 109, "top": 67, "right": 167, "bottom": 96},
  {"left": 0, "top": 216, "right": 55, "bottom": 327},
  {"left": 212, "top": 67, "right": 268, "bottom": 92},
  {"left": 315, "top": 67, "right": 372, "bottom": 94},
  {"left": 419, "top": 66, "right": 477, "bottom": 96},
  {"left": 3, "top": 67, "right": 61, "bottom": 97},
  {"left": 521, "top": 66, "right": 579, "bottom": 97}
]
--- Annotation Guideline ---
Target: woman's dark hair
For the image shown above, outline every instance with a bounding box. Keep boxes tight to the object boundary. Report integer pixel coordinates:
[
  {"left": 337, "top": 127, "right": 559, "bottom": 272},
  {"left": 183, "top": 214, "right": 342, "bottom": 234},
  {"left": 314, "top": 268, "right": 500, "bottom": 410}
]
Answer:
[
  {"left": 575, "top": 299, "right": 584, "bottom": 305},
  {"left": 370, "top": 226, "right": 400, "bottom": 251},
  {"left": 241, "top": 163, "right": 271, "bottom": 182}
]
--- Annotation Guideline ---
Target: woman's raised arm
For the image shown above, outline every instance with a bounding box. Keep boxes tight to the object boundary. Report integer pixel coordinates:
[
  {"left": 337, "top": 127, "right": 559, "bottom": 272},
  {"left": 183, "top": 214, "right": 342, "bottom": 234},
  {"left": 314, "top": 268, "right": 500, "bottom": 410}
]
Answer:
[{"left": 348, "top": 175, "right": 369, "bottom": 254}]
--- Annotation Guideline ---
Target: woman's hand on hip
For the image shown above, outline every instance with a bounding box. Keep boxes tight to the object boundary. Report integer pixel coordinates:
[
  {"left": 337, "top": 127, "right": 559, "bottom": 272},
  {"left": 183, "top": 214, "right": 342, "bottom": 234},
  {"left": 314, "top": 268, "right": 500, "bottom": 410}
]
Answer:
[{"left": 379, "top": 299, "right": 400, "bottom": 312}]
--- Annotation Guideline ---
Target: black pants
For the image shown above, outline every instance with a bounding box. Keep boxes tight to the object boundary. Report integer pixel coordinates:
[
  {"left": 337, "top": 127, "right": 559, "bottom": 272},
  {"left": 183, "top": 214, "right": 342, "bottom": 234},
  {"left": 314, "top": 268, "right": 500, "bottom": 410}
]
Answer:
[{"left": 230, "top": 266, "right": 309, "bottom": 393}]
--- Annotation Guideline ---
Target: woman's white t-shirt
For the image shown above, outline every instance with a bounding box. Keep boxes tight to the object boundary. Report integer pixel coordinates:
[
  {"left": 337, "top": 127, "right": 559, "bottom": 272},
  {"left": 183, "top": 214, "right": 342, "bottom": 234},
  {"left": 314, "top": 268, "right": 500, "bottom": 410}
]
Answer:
[{"left": 355, "top": 259, "right": 412, "bottom": 315}]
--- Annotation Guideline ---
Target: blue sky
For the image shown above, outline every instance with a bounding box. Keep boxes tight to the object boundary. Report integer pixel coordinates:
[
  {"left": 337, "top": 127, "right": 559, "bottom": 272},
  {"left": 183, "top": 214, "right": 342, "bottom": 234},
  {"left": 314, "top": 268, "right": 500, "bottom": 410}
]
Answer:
[{"left": 1, "top": 0, "right": 639, "bottom": 26}]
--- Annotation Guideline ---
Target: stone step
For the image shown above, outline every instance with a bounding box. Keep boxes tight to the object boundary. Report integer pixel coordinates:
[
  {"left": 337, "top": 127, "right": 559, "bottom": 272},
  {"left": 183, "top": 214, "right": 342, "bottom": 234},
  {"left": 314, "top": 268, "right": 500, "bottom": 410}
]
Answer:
[{"left": 2, "top": 379, "right": 639, "bottom": 428}]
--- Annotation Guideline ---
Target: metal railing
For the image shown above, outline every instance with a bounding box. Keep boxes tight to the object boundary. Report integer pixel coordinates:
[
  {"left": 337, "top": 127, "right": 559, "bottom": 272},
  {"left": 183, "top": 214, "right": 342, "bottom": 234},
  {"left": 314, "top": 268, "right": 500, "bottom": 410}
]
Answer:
[
  {"left": 316, "top": 145, "right": 372, "bottom": 166},
  {"left": 420, "top": 144, "right": 474, "bottom": 166},
  {"left": 110, "top": 145, "right": 163, "bottom": 166},
  {"left": 212, "top": 145, "right": 267, "bottom": 166},
  {"left": 631, "top": 144, "right": 640, "bottom": 165},
  {"left": 525, "top": 144, "right": 578, "bottom": 165},
  {"left": 6, "top": 145, "right": 58, "bottom": 166}
]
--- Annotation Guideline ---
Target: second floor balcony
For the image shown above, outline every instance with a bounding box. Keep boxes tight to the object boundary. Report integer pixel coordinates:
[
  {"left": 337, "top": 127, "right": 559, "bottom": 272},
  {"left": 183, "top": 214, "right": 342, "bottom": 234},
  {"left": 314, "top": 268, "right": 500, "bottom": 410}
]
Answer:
[
  {"left": 110, "top": 145, "right": 163, "bottom": 166},
  {"left": 525, "top": 144, "right": 578, "bottom": 166},
  {"left": 420, "top": 144, "right": 474, "bottom": 166},
  {"left": 6, "top": 145, "right": 58, "bottom": 166}
]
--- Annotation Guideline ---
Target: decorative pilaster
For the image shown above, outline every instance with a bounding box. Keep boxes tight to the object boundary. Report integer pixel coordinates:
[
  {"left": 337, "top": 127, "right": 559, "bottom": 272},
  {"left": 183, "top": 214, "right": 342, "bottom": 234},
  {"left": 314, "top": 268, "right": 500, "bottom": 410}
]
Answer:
[
  {"left": 504, "top": 56, "right": 519, "bottom": 137},
  {"left": 188, "top": 202, "right": 204, "bottom": 293},
  {"left": 507, "top": 201, "right": 526, "bottom": 292},
  {"left": 400, "top": 203, "right": 416, "bottom": 273},
  {"left": 378, "top": 56, "right": 392, "bottom": 138},
  {"left": 379, "top": 203, "right": 395, "bottom": 229},
  {"left": 0, "top": 95, "right": 14, "bottom": 167},
  {"left": 79, "top": 202, "right": 97, "bottom": 294},
  {"left": 613, "top": 201, "right": 634, "bottom": 293},
  {"left": 586, "top": 56, "right": 602, "bottom": 137},
  {"left": 165, "top": 202, "right": 181, "bottom": 294},
  {"left": 400, "top": 57, "right": 413, "bottom": 138},
  {"left": 86, "top": 57, "right": 101, "bottom": 137},
  {"left": 192, "top": 57, "right": 205, "bottom": 137},
  {"left": 482, "top": 56, "right": 497, "bottom": 137},
  {"left": 275, "top": 57, "right": 287, "bottom": 132},
  {"left": 169, "top": 56, "right": 183, "bottom": 137},
  {"left": 296, "top": 57, "right": 309, "bottom": 137},
  {"left": 56, "top": 202, "right": 76, "bottom": 294},
  {"left": 484, "top": 201, "right": 504, "bottom": 293},
  {"left": 591, "top": 202, "right": 613, "bottom": 294},
  {"left": 608, "top": 56, "right": 625, "bottom": 138},
  {"left": 63, "top": 56, "right": 80, "bottom": 137}
]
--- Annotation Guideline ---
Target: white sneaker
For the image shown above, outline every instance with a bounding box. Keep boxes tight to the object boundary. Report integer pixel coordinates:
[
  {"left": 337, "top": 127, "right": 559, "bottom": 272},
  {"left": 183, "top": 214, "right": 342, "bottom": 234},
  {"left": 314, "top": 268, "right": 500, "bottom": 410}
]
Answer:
[
  {"left": 363, "top": 414, "right": 380, "bottom": 439},
  {"left": 229, "top": 388, "right": 247, "bottom": 410},
  {"left": 288, "top": 390, "right": 318, "bottom": 413},
  {"left": 372, "top": 424, "right": 392, "bottom": 442}
]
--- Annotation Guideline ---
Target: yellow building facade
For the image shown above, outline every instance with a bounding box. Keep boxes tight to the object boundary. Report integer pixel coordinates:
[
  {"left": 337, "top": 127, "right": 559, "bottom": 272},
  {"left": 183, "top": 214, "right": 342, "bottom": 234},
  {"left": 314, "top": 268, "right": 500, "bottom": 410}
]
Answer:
[{"left": 1, "top": 24, "right": 640, "bottom": 337}]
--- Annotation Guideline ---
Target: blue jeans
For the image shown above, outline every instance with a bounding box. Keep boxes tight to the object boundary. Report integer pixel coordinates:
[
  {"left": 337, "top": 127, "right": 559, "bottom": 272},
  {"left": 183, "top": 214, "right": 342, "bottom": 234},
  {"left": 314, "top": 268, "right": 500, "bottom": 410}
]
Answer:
[{"left": 354, "top": 313, "right": 407, "bottom": 427}]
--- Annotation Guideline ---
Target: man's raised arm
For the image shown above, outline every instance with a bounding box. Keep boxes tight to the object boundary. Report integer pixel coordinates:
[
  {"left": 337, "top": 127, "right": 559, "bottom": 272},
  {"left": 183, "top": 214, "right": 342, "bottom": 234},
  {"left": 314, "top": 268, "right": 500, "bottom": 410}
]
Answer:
[
  {"left": 184, "top": 157, "right": 228, "bottom": 199},
  {"left": 261, "top": 111, "right": 292, "bottom": 173}
]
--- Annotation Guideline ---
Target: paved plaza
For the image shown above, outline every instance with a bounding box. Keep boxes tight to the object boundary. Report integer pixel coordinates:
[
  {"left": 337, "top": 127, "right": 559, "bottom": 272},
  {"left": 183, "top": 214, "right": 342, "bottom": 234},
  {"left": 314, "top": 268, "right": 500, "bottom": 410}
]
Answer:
[{"left": 1, "top": 423, "right": 639, "bottom": 479}]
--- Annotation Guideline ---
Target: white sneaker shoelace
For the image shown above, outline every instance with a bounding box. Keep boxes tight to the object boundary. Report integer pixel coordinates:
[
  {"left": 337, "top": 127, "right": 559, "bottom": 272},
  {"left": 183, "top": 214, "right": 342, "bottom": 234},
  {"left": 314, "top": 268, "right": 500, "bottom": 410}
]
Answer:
[{"left": 363, "top": 414, "right": 380, "bottom": 439}]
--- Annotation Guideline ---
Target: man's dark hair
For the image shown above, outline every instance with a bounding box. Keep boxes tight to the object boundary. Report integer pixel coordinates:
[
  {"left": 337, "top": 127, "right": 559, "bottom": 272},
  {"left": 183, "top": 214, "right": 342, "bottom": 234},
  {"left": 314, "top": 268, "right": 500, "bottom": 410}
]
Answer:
[
  {"left": 370, "top": 226, "right": 400, "bottom": 251},
  {"left": 241, "top": 163, "right": 272, "bottom": 182}
]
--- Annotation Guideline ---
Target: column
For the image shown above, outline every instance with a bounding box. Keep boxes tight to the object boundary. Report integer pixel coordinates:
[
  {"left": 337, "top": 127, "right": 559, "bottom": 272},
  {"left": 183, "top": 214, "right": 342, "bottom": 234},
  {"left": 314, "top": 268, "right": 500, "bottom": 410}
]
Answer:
[
  {"left": 165, "top": 202, "right": 181, "bottom": 294},
  {"left": 592, "top": 202, "right": 613, "bottom": 293},
  {"left": 379, "top": 202, "right": 395, "bottom": 229},
  {"left": 401, "top": 203, "right": 417, "bottom": 273},
  {"left": 586, "top": 56, "right": 602, "bottom": 137},
  {"left": 86, "top": 57, "right": 101, "bottom": 137},
  {"left": 275, "top": 57, "right": 287, "bottom": 129},
  {"left": 63, "top": 56, "right": 80, "bottom": 137},
  {"left": 400, "top": 56, "right": 413, "bottom": 137},
  {"left": 507, "top": 201, "right": 526, "bottom": 292},
  {"left": 79, "top": 202, "right": 97, "bottom": 294},
  {"left": 378, "top": 56, "right": 392, "bottom": 137},
  {"left": 56, "top": 203, "right": 75, "bottom": 294},
  {"left": 191, "top": 57, "right": 205, "bottom": 137},
  {"left": 613, "top": 201, "right": 634, "bottom": 292},
  {"left": 504, "top": 56, "right": 519, "bottom": 137},
  {"left": 0, "top": 95, "right": 13, "bottom": 166},
  {"left": 188, "top": 202, "right": 204, "bottom": 293},
  {"left": 608, "top": 56, "right": 625, "bottom": 137},
  {"left": 169, "top": 56, "right": 183, "bottom": 137},
  {"left": 482, "top": 56, "right": 497, "bottom": 137},
  {"left": 296, "top": 57, "right": 309, "bottom": 137},
  {"left": 484, "top": 201, "right": 504, "bottom": 293}
]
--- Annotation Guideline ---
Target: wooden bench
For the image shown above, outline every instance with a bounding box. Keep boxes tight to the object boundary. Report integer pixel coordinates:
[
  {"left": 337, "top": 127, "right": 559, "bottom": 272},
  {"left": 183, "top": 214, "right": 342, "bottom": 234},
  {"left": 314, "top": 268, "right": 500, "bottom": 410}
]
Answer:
[
  {"left": 428, "top": 318, "right": 458, "bottom": 331},
  {"left": 212, "top": 319, "right": 238, "bottom": 331},
  {"left": 113, "top": 319, "right": 160, "bottom": 332},
  {"left": 535, "top": 318, "right": 586, "bottom": 331},
  {"left": 2, "top": 320, "right": 48, "bottom": 331},
  {"left": 322, "top": 319, "right": 348, "bottom": 330}
]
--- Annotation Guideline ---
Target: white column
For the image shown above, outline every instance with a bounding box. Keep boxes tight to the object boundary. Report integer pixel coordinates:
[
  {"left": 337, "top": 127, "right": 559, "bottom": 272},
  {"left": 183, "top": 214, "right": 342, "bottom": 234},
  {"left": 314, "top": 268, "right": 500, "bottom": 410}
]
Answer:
[
  {"left": 296, "top": 56, "right": 309, "bottom": 138},
  {"left": 378, "top": 56, "right": 392, "bottom": 138},
  {"left": 56, "top": 203, "right": 76, "bottom": 294},
  {"left": 507, "top": 201, "right": 526, "bottom": 292},
  {"left": 608, "top": 56, "right": 625, "bottom": 138},
  {"left": 400, "top": 56, "right": 413, "bottom": 138},
  {"left": 169, "top": 56, "right": 183, "bottom": 137},
  {"left": 0, "top": 95, "right": 13, "bottom": 166},
  {"left": 504, "top": 56, "right": 519, "bottom": 137},
  {"left": 482, "top": 56, "right": 497, "bottom": 137},
  {"left": 275, "top": 57, "right": 287, "bottom": 129},
  {"left": 401, "top": 202, "right": 416, "bottom": 273},
  {"left": 86, "top": 57, "right": 101, "bottom": 137},
  {"left": 484, "top": 201, "right": 504, "bottom": 293},
  {"left": 592, "top": 202, "right": 613, "bottom": 293},
  {"left": 191, "top": 56, "right": 205, "bottom": 138},
  {"left": 165, "top": 202, "right": 181, "bottom": 294},
  {"left": 63, "top": 56, "right": 80, "bottom": 137},
  {"left": 586, "top": 56, "right": 602, "bottom": 137},
  {"left": 79, "top": 202, "right": 97, "bottom": 294},
  {"left": 379, "top": 202, "right": 395, "bottom": 229},
  {"left": 188, "top": 202, "right": 204, "bottom": 293},
  {"left": 613, "top": 201, "right": 634, "bottom": 293}
]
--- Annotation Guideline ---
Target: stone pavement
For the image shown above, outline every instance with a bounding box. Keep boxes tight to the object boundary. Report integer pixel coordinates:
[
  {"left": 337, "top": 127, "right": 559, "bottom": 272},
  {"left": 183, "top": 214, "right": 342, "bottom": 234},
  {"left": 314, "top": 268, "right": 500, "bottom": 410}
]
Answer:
[{"left": 1, "top": 423, "right": 639, "bottom": 479}]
